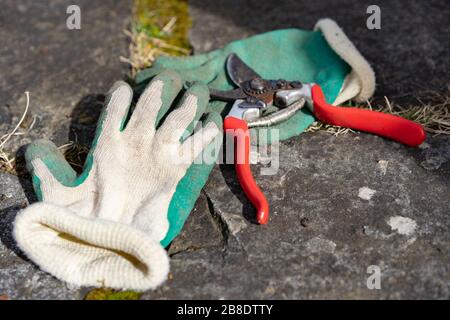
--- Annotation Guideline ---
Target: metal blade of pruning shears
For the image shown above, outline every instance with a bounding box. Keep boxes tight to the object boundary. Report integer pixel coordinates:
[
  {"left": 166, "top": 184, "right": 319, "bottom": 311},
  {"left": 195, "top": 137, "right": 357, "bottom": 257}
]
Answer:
[
  {"left": 210, "top": 53, "right": 264, "bottom": 102},
  {"left": 226, "top": 53, "right": 262, "bottom": 86},
  {"left": 209, "top": 87, "right": 247, "bottom": 102}
]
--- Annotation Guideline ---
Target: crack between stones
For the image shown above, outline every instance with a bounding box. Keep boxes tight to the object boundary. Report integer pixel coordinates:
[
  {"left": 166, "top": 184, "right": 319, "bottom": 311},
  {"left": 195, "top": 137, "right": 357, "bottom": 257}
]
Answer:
[
  {"left": 202, "top": 190, "right": 230, "bottom": 246},
  {"left": 169, "top": 245, "right": 203, "bottom": 258}
]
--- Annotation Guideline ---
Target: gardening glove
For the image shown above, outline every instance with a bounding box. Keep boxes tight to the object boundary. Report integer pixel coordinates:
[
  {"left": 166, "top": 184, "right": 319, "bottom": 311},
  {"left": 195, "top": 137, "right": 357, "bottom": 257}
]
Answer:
[
  {"left": 136, "top": 18, "right": 376, "bottom": 144},
  {"left": 14, "top": 70, "right": 222, "bottom": 291}
]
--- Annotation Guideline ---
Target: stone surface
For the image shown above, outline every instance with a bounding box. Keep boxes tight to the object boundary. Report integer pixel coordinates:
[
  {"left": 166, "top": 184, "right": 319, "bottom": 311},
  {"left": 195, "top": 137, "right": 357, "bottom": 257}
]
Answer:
[
  {"left": 0, "top": 0, "right": 132, "bottom": 155},
  {"left": 0, "top": 0, "right": 132, "bottom": 299},
  {"left": 0, "top": 172, "right": 87, "bottom": 299},
  {"left": 188, "top": 0, "right": 449, "bottom": 104},
  {"left": 143, "top": 132, "right": 450, "bottom": 299},
  {"left": 143, "top": 0, "right": 450, "bottom": 299},
  {"left": 1, "top": 0, "right": 449, "bottom": 300}
]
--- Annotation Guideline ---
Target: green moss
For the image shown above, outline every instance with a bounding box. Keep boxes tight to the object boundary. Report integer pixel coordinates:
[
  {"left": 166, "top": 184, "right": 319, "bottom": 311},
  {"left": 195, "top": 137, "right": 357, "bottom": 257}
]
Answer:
[
  {"left": 85, "top": 288, "right": 142, "bottom": 300},
  {"left": 134, "top": 0, "right": 192, "bottom": 56}
]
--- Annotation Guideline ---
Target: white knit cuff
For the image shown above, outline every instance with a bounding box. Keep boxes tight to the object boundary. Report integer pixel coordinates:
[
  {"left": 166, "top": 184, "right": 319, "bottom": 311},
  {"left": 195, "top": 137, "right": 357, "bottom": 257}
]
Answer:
[
  {"left": 13, "top": 202, "right": 169, "bottom": 291},
  {"left": 315, "top": 18, "right": 376, "bottom": 104}
]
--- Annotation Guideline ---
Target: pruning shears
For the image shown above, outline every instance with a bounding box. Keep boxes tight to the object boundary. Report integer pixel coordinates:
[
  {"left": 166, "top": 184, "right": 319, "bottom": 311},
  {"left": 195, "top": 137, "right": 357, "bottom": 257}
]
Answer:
[{"left": 211, "top": 53, "right": 426, "bottom": 225}]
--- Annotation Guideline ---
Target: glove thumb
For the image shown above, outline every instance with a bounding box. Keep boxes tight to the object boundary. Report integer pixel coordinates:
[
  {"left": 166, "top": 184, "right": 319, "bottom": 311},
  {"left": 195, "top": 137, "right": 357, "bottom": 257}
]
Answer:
[{"left": 25, "top": 139, "right": 77, "bottom": 200}]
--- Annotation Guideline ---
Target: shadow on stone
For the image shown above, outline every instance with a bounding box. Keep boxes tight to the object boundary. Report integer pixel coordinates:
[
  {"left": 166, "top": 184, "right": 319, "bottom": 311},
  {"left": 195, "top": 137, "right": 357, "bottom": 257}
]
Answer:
[
  {"left": 188, "top": 0, "right": 449, "bottom": 104},
  {"left": 14, "top": 145, "right": 37, "bottom": 205},
  {"left": 0, "top": 205, "right": 30, "bottom": 263},
  {"left": 69, "top": 94, "right": 106, "bottom": 148},
  {"left": 408, "top": 135, "right": 450, "bottom": 185},
  {"left": 219, "top": 163, "right": 259, "bottom": 224}
]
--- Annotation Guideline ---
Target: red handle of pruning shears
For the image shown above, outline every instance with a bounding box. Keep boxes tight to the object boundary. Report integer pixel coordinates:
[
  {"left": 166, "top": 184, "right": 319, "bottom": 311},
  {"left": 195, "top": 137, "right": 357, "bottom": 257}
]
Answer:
[
  {"left": 311, "top": 85, "right": 426, "bottom": 147},
  {"left": 224, "top": 116, "right": 270, "bottom": 224}
]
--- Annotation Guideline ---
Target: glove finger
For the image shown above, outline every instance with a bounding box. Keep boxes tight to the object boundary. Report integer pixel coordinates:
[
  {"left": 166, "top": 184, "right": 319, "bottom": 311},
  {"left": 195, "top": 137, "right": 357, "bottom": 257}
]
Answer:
[
  {"left": 25, "top": 139, "right": 77, "bottom": 201},
  {"left": 156, "top": 82, "right": 209, "bottom": 144},
  {"left": 126, "top": 70, "right": 182, "bottom": 136},
  {"left": 180, "top": 111, "right": 222, "bottom": 164},
  {"left": 99, "top": 81, "right": 133, "bottom": 135},
  {"left": 160, "top": 112, "right": 222, "bottom": 247}
]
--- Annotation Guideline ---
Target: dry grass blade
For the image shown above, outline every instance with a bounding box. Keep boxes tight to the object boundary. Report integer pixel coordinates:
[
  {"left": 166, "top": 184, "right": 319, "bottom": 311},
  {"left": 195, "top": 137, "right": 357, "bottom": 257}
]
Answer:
[
  {"left": 58, "top": 142, "right": 90, "bottom": 173},
  {"left": 0, "top": 92, "right": 31, "bottom": 173},
  {"left": 124, "top": 26, "right": 191, "bottom": 76},
  {"left": 122, "top": 0, "right": 192, "bottom": 76}
]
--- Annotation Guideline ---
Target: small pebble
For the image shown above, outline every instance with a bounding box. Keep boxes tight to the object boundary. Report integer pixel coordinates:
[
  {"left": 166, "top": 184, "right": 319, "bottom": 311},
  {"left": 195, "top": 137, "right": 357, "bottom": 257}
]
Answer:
[
  {"left": 388, "top": 216, "right": 417, "bottom": 236},
  {"left": 377, "top": 160, "right": 388, "bottom": 175},
  {"left": 358, "top": 187, "right": 376, "bottom": 200}
]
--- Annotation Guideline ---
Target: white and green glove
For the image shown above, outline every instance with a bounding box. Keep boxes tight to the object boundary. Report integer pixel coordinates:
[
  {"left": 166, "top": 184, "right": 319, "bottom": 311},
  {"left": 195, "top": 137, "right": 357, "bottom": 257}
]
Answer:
[{"left": 13, "top": 70, "right": 222, "bottom": 291}]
